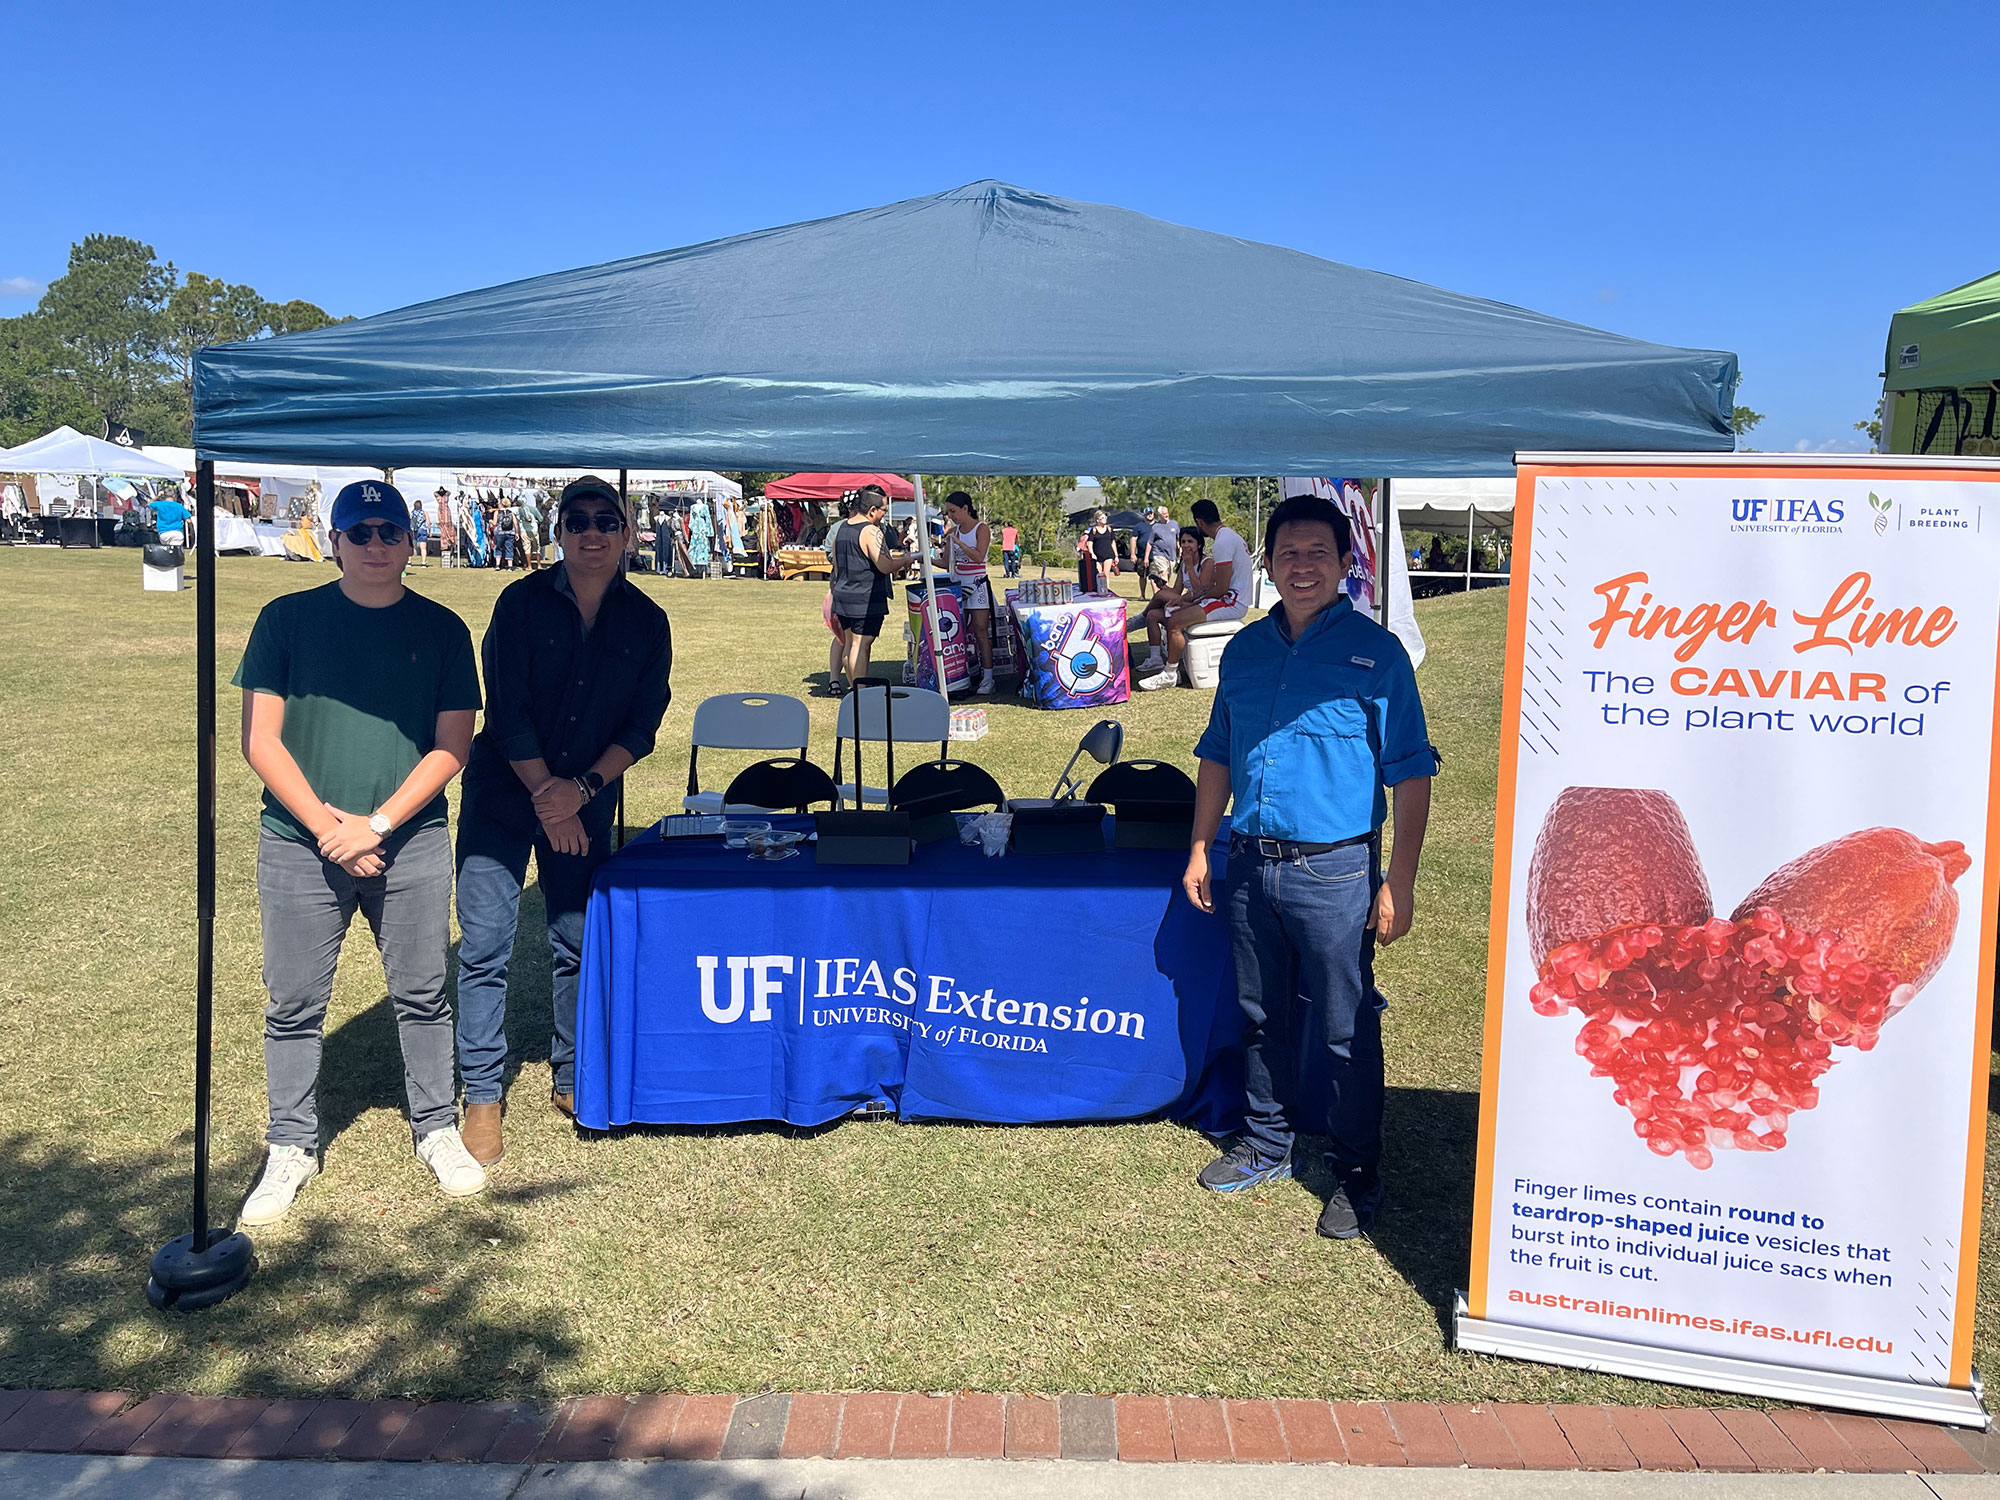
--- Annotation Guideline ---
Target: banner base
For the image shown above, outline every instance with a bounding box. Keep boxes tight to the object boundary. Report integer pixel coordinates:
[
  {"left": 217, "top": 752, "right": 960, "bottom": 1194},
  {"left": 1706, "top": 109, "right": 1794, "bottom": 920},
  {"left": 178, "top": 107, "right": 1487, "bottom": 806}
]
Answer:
[{"left": 1453, "top": 1295, "right": 1988, "bottom": 1429}]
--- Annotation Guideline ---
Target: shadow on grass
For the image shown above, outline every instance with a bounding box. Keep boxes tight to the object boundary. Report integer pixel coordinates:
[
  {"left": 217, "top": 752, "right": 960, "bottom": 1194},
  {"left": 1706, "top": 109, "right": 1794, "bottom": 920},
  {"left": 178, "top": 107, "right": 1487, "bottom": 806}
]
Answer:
[
  {"left": 1294, "top": 1086, "right": 1479, "bottom": 1333},
  {"left": 319, "top": 887, "right": 559, "bottom": 1152},
  {"left": 0, "top": 1129, "right": 583, "bottom": 1400}
]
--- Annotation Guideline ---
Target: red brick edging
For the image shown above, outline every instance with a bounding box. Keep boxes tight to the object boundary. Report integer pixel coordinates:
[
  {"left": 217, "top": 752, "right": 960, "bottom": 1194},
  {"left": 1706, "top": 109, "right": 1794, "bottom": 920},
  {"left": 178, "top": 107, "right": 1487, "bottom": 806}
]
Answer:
[{"left": 0, "top": 1388, "right": 1990, "bottom": 1472}]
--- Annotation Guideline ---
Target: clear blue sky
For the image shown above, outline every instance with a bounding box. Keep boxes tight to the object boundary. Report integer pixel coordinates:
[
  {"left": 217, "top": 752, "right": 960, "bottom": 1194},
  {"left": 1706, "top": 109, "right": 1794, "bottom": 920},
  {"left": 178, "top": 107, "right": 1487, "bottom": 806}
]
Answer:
[{"left": 6, "top": 0, "right": 1994, "bottom": 456}]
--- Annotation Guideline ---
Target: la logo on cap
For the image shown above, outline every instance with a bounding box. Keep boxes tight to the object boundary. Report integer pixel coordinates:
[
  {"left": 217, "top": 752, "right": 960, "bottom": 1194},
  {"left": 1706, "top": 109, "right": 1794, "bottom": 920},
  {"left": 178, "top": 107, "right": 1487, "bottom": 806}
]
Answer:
[{"left": 362, "top": 483, "right": 381, "bottom": 504}]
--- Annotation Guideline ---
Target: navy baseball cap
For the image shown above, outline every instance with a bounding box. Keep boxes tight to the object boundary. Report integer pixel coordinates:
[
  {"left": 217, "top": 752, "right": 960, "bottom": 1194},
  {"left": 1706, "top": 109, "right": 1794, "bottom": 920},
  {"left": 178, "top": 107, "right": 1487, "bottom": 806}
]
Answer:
[
  {"left": 330, "top": 480, "right": 412, "bottom": 533},
  {"left": 558, "top": 475, "right": 627, "bottom": 519}
]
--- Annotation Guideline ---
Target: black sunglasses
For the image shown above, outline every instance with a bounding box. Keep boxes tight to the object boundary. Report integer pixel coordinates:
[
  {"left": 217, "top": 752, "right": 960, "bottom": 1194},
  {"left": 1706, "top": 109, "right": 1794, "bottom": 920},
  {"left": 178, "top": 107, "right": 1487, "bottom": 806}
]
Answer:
[
  {"left": 341, "top": 522, "right": 407, "bottom": 546},
  {"left": 562, "top": 510, "right": 626, "bottom": 535}
]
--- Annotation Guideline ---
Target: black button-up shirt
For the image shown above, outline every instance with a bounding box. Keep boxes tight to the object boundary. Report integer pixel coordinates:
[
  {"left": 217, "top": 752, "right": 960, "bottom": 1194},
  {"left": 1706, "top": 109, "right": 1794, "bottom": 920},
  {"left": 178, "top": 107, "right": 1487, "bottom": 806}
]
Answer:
[{"left": 463, "top": 564, "right": 672, "bottom": 839}]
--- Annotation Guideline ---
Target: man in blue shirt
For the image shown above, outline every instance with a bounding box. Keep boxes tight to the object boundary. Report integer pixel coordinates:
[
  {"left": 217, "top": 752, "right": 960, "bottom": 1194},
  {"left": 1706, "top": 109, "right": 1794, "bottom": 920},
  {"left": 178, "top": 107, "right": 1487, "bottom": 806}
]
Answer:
[
  {"left": 151, "top": 491, "right": 190, "bottom": 546},
  {"left": 1184, "top": 493, "right": 1437, "bottom": 1239}
]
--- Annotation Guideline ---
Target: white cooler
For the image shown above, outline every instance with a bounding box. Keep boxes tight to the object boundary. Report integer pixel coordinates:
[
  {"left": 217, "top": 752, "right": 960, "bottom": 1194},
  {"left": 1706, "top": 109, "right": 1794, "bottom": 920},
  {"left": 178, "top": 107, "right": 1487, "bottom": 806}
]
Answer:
[
  {"left": 142, "top": 544, "right": 185, "bottom": 592},
  {"left": 1181, "top": 616, "right": 1246, "bottom": 689}
]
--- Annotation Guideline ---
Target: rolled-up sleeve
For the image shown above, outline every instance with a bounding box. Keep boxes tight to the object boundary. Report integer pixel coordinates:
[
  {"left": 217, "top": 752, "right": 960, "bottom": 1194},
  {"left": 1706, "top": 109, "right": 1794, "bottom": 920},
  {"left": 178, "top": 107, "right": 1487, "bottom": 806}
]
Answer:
[
  {"left": 1194, "top": 680, "right": 1232, "bottom": 766},
  {"left": 480, "top": 590, "right": 543, "bottom": 763},
  {"left": 612, "top": 613, "right": 672, "bottom": 763},
  {"left": 1376, "top": 640, "right": 1440, "bottom": 786}
]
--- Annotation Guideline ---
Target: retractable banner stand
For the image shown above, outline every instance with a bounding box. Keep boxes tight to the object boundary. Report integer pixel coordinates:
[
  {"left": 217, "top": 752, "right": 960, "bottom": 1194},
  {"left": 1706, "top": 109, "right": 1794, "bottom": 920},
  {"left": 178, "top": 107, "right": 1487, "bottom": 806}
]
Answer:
[{"left": 1459, "top": 453, "right": 2000, "bottom": 1426}]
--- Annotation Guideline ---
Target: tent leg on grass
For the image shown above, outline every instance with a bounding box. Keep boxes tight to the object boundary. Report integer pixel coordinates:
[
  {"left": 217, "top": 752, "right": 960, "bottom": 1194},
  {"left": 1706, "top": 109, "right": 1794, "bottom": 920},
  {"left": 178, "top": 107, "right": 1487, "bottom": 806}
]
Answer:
[
  {"left": 1377, "top": 477, "right": 1392, "bottom": 626},
  {"left": 148, "top": 457, "right": 255, "bottom": 1312},
  {"left": 616, "top": 468, "right": 629, "bottom": 849}
]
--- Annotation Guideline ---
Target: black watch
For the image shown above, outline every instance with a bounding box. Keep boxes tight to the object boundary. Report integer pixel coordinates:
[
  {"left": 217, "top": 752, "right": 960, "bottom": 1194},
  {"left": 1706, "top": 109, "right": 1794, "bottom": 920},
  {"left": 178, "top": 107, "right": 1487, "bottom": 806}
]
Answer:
[{"left": 578, "top": 771, "right": 606, "bottom": 800}]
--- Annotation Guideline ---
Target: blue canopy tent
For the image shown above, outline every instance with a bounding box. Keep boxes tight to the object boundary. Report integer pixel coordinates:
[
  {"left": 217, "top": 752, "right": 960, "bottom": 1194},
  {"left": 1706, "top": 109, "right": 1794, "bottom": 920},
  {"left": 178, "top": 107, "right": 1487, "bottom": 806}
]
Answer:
[
  {"left": 155, "top": 182, "right": 1737, "bottom": 1309},
  {"left": 193, "top": 180, "right": 1735, "bottom": 476}
]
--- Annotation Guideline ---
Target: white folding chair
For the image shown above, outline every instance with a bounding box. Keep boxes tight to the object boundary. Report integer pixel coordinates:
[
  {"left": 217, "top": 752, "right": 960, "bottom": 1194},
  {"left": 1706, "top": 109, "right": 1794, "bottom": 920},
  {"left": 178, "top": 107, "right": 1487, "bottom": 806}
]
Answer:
[
  {"left": 682, "top": 693, "right": 812, "bottom": 814},
  {"left": 833, "top": 685, "right": 952, "bottom": 808}
]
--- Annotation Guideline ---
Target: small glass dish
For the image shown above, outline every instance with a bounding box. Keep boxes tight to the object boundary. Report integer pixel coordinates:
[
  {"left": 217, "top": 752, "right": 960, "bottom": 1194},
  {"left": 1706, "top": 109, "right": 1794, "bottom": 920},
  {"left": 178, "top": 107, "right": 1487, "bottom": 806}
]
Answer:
[
  {"left": 745, "top": 828, "right": 807, "bottom": 861},
  {"left": 723, "top": 819, "right": 773, "bottom": 849}
]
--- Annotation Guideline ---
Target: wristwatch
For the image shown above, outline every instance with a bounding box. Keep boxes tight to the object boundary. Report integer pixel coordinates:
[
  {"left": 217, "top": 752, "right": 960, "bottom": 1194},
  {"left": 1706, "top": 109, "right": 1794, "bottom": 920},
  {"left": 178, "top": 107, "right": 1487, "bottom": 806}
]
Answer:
[
  {"left": 368, "top": 811, "right": 393, "bottom": 837},
  {"left": 575, "top": 771, "right": 606, "bottom": 802}
]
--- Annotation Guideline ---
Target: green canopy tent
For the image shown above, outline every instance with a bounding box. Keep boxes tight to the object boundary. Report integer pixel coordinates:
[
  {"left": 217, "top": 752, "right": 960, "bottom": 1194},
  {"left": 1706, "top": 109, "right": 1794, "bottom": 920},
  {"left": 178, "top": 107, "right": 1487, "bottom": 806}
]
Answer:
[{"left": 1883, "top": 270, "right": 2000, "bottom": 455}]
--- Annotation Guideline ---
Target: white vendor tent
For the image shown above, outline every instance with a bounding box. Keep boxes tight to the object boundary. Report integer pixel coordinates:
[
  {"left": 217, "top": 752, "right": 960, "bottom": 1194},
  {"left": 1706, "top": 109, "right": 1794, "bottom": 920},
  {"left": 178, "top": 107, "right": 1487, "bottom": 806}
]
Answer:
[
  {"left": 1392, "top": 476, "right": 1515, "bottom": 533},
  {"left": 0, "top": 426, "right": 186, "bottom": 480}
]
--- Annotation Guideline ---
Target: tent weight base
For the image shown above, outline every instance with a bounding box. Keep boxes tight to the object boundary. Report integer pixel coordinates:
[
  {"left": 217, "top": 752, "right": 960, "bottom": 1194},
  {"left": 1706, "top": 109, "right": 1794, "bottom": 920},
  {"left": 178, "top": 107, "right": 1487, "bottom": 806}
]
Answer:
[
  {"left": 1454, "top": 1294, "right": 1987, "bottom": 1428},
  {"left": 147, "top": 1230, "right": 255, "bottom": 1313}
]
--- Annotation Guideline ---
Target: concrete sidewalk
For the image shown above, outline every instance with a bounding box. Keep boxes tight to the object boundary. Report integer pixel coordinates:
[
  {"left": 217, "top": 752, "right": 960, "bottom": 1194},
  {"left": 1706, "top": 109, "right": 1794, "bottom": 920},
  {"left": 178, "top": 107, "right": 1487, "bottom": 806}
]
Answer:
[{"left": 4, "top": 1455, "right": 2000, "bottom": 1498}]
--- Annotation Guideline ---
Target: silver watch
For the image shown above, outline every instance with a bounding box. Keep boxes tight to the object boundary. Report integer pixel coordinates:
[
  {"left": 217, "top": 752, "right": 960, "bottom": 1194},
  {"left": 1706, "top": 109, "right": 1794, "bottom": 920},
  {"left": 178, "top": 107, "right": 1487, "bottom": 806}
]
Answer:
[{"left": 368, "top": 811, "right": 393, "bottom": 837}]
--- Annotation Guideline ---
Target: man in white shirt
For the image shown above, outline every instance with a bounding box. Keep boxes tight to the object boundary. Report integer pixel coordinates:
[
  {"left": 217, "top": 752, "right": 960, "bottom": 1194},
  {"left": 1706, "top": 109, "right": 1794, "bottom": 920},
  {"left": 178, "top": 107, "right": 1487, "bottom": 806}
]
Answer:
[{"left": 1137, "top": 499, "right": 1250, "bottom": 690}]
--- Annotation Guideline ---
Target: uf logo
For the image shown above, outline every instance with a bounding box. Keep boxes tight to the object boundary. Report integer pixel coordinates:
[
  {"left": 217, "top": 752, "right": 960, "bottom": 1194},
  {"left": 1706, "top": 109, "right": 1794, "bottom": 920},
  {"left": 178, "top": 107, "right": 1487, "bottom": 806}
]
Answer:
[{"left": 696, "top": 955, "right": 793, "bottom": 1023}]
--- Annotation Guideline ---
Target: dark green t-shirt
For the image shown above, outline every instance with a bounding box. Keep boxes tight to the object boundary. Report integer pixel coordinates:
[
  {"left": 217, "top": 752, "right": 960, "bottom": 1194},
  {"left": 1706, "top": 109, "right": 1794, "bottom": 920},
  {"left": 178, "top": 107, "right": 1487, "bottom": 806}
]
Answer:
[{"left": 232, "top": 581, "right": 482, "bottom": 847}]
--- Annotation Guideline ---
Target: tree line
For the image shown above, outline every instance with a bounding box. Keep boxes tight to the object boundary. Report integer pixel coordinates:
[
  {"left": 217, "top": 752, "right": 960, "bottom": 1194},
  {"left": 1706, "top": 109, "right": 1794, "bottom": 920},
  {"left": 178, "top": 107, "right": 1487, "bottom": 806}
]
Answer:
[{"left": 0, "top": 234, "right": 341, "bottom": 448}]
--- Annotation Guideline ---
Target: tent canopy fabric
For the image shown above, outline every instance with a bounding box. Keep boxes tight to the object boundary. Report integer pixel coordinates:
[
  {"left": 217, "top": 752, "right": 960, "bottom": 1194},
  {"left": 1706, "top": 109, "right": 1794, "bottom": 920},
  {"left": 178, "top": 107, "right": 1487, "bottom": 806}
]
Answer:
[
  {"left": 193, "top": 181, "right": 1737, "bottom": 477},
  {"left": 1885, "top": 270, "right": 2000, "bottom": 393},
  {"left": 1, "top": 426, "right": 186, "bottom": 480},
  {"left": 763, "top": 472, "right": 915, "bottom": 501}
]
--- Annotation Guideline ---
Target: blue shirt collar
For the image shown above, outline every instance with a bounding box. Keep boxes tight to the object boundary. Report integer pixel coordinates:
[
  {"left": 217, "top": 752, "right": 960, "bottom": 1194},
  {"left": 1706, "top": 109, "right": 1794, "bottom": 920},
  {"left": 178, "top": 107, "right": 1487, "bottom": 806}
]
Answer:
[{"left": 1272, "top": 593, "right": 1353, "bottom": 644}]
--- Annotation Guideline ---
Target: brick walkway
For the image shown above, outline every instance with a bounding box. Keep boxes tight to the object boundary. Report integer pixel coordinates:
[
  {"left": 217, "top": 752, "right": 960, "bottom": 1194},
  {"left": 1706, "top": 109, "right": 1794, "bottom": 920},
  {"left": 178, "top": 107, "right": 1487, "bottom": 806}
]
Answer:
[{"left": 0, "top": 1389, "right": 1992, "bottom": 1472}]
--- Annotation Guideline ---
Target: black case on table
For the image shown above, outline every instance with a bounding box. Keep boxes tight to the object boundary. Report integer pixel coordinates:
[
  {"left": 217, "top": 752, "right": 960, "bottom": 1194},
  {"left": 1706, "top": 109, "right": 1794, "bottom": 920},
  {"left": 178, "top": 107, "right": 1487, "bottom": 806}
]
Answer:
[
  {"left": 1004, "top": 797, "right": 1108, "bottom": 855},
  {"left": 814, "top": 678, "right": 913, "bottom": 866}
]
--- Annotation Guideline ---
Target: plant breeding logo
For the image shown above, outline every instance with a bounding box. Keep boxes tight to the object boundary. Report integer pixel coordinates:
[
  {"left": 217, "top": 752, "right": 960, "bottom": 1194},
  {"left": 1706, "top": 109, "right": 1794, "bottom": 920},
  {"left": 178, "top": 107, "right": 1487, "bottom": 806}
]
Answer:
[
  {"left": 694, "top": 953, "right": 1149, "bottom": 1054},
  {"left": 1869, "top": 491, "right": 1892, "bottom": 536}
]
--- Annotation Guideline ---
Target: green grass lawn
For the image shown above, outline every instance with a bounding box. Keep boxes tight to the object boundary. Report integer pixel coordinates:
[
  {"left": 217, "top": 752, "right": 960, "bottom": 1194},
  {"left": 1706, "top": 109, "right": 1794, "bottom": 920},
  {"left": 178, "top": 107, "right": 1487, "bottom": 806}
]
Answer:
[{"left": 0, "top": 547, "right": 1992, "bottom": 1405}]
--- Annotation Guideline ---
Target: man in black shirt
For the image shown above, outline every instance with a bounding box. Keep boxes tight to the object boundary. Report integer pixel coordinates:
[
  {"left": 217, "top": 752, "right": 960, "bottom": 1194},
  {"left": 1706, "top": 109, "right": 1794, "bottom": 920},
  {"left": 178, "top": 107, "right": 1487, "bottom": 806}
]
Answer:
[{"left": 454, "top": 476, "right": 672, "bottom": 1162}]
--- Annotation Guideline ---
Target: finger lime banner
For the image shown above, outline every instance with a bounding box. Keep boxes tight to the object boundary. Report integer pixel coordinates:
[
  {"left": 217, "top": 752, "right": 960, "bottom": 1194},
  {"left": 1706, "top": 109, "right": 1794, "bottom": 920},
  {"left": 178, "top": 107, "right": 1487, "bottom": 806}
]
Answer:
[{"left": 1459, "top": 453, "right": 2000, "bottom": 1427}]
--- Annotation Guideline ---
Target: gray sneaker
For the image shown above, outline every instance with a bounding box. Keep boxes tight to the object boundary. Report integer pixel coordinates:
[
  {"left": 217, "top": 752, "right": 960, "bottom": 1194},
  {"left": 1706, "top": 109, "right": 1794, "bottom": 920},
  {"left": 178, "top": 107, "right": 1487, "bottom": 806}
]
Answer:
[
  {"left": 1197, "top": 1141, "right": 1293, "bottom": 1193},
  {"left": 241, "top": 1143, "right": 319, "bottom": 1226}
]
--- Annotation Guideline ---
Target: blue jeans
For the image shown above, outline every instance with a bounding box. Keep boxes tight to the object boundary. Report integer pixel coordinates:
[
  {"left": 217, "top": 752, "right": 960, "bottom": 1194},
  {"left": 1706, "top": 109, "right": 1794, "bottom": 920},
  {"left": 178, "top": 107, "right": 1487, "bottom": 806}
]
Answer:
[
  {"left": 454, "top": 807, "right": 608, "bottom": 1102},
  {"left": 497, "top": 534, "right": 516, "bottom": 567},
  {"left": 1224, "top": 837, "right": 1384, "bottom": 1168}
]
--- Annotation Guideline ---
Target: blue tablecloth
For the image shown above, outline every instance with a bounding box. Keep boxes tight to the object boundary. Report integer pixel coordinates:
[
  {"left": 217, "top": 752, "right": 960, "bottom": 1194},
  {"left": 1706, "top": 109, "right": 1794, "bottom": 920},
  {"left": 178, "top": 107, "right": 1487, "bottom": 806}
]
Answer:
[{"left": 576, "top": 818, "right": 1244, "bottom": 1132}]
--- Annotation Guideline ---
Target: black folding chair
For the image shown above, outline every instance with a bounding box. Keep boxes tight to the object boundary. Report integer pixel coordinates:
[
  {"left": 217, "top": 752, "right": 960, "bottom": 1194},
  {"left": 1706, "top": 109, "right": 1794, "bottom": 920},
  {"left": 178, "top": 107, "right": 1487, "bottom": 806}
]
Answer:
[{"left": 724, "top": 757, "right": 839, "bottom": 815}]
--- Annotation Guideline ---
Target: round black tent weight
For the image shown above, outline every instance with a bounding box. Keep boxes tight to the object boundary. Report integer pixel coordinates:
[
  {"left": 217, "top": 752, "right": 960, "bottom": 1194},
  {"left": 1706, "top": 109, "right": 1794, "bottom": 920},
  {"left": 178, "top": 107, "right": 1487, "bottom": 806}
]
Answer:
[{"left": 149, "top": 457, "right": 255, "bottom": 1311}]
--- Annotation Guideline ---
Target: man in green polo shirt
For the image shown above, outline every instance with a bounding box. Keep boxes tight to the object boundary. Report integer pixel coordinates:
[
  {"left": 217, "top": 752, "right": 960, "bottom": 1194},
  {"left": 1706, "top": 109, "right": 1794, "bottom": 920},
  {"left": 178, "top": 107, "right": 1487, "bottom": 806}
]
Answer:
[{"left": 233, "top": 480, "right": 487, "bottom": 1225}]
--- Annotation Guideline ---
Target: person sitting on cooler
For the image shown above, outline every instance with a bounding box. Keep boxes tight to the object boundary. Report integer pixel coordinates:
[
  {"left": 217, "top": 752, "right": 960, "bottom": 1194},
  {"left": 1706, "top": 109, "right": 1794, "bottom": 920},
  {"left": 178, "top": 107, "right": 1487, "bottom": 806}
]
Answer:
[
  {"left": 1181, "top": 492, "right": 1437, "bottom": 1239},
  {"left": 1134, "top": 524, "right": 1212, "bottom": 666},
  {"left": 1137, "top": 498, "right": 1249, "bottom": 688}
]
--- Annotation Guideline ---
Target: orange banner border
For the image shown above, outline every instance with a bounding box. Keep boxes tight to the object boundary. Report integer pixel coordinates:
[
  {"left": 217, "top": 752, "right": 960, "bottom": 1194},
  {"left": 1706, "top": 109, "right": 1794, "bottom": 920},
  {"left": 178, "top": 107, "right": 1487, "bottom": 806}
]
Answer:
[{"left": 1467, "top": 458, "right": 2000, "bottom": 1390}]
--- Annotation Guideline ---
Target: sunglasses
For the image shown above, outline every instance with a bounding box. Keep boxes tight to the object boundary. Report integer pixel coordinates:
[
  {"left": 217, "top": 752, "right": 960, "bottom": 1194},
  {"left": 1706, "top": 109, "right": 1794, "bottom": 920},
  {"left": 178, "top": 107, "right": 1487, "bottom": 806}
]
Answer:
[
  {"left": 562, "top": 510, "right": 626, "bottom": 535},
  {"left": 341, "top": 522, "right": 407, "bottom": 546}
]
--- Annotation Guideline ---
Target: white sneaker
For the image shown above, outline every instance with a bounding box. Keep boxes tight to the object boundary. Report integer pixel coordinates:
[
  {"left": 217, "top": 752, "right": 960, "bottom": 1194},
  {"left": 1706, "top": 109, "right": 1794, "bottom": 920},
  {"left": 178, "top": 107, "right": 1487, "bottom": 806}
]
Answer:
[
  {"left": 976, "top": 670, "right": 995, "bottom": 695},
  {"left": 415, "top": 1127, "right": 488, "bottom": 1198},
  {"left": 1136, "top": 667, "right": 1180, "bottom": 691},
  {"left": 242, "top": 1143, "right": 319, "bottom": 1226}
]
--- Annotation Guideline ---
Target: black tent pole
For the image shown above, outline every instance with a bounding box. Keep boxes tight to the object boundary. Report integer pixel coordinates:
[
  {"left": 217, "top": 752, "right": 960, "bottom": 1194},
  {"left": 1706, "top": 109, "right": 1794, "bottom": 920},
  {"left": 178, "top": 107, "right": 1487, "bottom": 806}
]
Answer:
[
  {"left": 1377, "top": 477, "right": 1392, "bottom": 628},
  {"left": 615, "top": 468, "right": 628, "bottom": 850},
  {"left": 149, "top": 457, "right": 254, "bottom": 1311}
]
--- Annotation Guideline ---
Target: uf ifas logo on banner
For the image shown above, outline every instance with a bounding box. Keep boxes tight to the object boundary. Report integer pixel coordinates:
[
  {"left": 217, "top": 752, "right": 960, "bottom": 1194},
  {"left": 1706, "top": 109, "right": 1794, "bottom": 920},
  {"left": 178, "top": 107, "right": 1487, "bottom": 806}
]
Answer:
[
  {"left": 695, "top": 955, "right": 792, "bottom": 1023},
  {"left": 693, "top": 953, "right": 1150, "bottom": 1054}
]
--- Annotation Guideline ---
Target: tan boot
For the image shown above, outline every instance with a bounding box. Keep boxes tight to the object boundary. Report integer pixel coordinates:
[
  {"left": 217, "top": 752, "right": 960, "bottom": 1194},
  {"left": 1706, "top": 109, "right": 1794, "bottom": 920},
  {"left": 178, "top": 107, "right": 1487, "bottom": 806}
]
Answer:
[{"left": 461, "top": 1101, "right": 505, "bottom": 1165}]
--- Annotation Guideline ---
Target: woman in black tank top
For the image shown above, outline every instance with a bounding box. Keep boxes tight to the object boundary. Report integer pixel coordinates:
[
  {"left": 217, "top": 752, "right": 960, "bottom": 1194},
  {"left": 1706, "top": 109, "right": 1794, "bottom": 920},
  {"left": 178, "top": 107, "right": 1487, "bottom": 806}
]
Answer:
[{"left": 829, "top": 487, "right": 910, "bottom": 688}]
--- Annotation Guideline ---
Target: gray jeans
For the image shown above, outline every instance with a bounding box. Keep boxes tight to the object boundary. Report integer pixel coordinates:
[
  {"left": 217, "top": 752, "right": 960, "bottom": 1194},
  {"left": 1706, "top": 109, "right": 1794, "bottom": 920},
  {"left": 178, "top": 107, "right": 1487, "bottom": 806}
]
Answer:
[{"left": 256, "top": 826, "right": 458, "bottom": 1147}]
